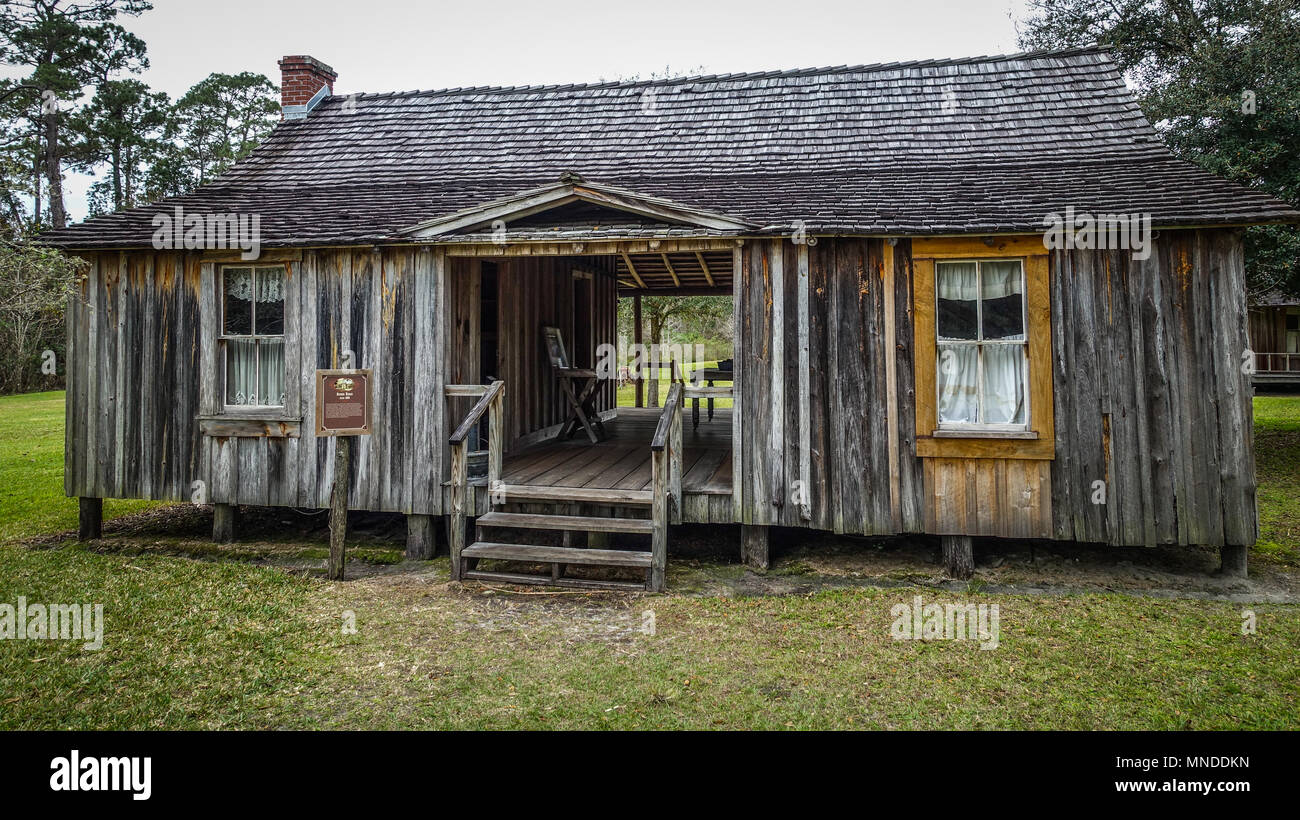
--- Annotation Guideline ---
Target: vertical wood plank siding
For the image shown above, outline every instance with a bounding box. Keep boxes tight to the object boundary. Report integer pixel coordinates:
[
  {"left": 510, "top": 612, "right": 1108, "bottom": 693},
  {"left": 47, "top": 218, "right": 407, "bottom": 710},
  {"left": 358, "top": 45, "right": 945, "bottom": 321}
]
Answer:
[
  {"left": 1050, "top": 229, "right": 1255, "bottom": 547},
  {"left": 68, "top": 247, "right": 446, "bottom": 514},
  {"left": 735, "top": 230, "right": 1254, "bottom": 545},
  {"left": 66, "top": 231, "right": 1254, "bottom": 547},
  {"left": 740, "top": 237, "right": 905, "bottom": 533},
  {"left": 493, "top": 256, "right": 617, "bottom": 449},
  {"left": 65, "top": 251, "right": 203, "bottom": 502}
]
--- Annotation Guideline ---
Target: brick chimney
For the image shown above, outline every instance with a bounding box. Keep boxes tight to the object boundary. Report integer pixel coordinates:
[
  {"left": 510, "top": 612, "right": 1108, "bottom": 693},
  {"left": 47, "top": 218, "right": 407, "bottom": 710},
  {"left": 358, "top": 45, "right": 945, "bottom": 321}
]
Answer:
[{"left": 278, "top": 55, "right": 337, "bottom": 120}]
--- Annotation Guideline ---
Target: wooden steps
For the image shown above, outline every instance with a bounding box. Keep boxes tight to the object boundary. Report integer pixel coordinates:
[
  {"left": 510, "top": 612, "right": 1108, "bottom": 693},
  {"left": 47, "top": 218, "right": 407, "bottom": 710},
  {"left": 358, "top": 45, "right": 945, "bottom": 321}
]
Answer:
[
  {"left": 497, "top": 484, "right": 653, "bottom": 506},
  {"left": 459, "top": 501, "right": 657, "bottom": 591},
  {"left": 461, "top": 569, "right": 648, "bottom": 592},
  {"left": 477, "top": 511, "right": 653, "bottom": 534},
  {"left": 461, "top": 536, "right": 655, "bottom": 590},
  {"left": 445, "top": 386, "right": 676, "bottom": 594},
  {"left": 463, "top": 542, "right": 652, "bottom": 567}
]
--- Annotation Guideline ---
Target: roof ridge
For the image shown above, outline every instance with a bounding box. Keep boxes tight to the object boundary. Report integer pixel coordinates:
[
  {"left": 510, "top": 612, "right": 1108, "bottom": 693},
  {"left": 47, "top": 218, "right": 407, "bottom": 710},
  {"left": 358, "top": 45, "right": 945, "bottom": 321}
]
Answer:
[{"left": 327, "top": 45, "right": 1115, "bottom": 103}]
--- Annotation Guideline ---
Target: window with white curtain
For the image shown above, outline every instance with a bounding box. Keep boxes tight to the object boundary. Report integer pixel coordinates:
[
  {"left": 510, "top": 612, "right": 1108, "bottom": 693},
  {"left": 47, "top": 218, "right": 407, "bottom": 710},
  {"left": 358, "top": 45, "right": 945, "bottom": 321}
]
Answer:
[
  {"left": 220, "top": 265, "right": 286, "bottom": 408},
  {"left": 935, "top": 259, "right": 1028, "bottom": 428}
]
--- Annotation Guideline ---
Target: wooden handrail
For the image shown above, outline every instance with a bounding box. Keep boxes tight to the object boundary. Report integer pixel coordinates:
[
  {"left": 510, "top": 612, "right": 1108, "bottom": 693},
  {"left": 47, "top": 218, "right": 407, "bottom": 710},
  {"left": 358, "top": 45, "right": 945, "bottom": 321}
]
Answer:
[
  {"left": 683, "top": 385, "right": 733, "bottom": 398},
  {"left": 444, "top": 383, "right": 491, "bottom": 397},
  {"left": 648, "top": 382, "right": 684, "bottom": 589},
  {"left": 650, "top": 382, "right": 684, "bottom": 451},
  {"left": 449, "top": 380, "right": 503, "bottom": 444},
  {"left": 448, "top": 380, "right": 505, "bottom": 582}
]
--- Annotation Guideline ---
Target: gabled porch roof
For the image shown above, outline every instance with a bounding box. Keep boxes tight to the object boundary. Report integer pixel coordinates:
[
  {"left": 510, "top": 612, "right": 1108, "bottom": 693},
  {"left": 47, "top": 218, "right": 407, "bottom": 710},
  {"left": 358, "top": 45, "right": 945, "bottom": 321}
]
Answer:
[{"left": 399, "top": 176, "right": 755, "bottom": 238}]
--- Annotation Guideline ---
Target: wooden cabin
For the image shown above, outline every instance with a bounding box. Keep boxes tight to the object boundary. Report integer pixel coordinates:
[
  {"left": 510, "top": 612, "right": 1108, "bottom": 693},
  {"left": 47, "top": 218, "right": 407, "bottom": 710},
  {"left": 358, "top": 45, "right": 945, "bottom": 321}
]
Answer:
[
  {"left": 43, "top": 48, "right": 1300, "bottom": 589},
  {"left": 1248, "top": 291, "right": 1300, "bottom": 386}
]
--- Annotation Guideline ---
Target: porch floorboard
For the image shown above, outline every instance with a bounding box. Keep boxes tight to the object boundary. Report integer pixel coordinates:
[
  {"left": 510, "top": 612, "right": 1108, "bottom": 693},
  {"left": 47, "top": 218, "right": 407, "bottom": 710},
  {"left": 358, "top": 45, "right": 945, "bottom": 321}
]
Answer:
[{"left": 502, "top": 408, "right": 733, "bottom": 495}]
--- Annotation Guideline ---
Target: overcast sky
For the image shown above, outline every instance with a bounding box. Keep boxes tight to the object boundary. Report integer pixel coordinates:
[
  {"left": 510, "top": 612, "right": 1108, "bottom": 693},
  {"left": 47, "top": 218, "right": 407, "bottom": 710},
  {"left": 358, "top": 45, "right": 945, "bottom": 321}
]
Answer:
[{"left": 55, "top": 0, "right": 1036, "bottom": 220}]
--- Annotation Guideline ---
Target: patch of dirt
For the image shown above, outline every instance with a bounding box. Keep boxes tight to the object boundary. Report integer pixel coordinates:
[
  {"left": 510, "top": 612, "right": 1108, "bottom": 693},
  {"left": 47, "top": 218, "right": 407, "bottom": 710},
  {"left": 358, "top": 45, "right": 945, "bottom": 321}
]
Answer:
[
  {"left": 20, "top": 504, "right": 1300, "bottom": 604},
  {"left": 450, "top": 592, "right": 655, "bottom": 643}
]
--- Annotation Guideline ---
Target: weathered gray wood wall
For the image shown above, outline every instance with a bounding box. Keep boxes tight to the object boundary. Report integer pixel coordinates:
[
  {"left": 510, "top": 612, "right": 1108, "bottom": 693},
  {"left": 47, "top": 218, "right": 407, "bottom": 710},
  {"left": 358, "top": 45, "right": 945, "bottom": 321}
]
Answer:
[
  {"left": 1247, "top": 305, "right": 1289, "bottom": 355},
  {"left": 64, "top": 251, "right": 203, "bottom": 503},
  {"left": 198, "top": 247, "right": 446, "bottom": 514},
  {"left": 67, "top": 231, "right": 1254, "bottom": 548},
  {"left": 735, "top": 229, "right": 1256, "bottom": 547},
  {"left": 737, "top": 237, "right": 920, "bottom": 534},
  {"left": 66, "top": 247, "right": 619, "bottom": 517},
  {"left": 1049, "top": 229, "right": 1256, "bottom": 547},
  {"left": 66, "top": 247, "right": 448, "bottom": 513},
  {"left": 494, "top": 256, "right": 617, "bottom": 448}
]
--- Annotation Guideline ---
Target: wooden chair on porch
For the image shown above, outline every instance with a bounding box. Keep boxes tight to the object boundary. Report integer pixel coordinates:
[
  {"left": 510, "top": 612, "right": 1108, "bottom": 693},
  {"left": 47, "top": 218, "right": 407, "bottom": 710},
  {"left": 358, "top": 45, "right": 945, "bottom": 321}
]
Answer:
[{"left": 543, "top": 325, "right": 607, "bottom": 444}]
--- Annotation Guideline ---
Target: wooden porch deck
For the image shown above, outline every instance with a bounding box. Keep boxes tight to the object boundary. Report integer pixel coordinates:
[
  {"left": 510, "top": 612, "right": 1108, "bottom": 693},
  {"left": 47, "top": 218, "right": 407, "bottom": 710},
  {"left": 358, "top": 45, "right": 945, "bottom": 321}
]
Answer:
[{"left": 502, "top": 408, "right": 733, "bottom": 495}]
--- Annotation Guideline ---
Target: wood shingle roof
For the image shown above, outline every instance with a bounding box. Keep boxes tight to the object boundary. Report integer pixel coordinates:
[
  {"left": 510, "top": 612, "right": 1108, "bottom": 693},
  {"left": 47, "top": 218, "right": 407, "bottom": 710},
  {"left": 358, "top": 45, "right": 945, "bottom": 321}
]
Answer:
[{"left": 40, "top": 46, "right": 1300, "bottom": 248}]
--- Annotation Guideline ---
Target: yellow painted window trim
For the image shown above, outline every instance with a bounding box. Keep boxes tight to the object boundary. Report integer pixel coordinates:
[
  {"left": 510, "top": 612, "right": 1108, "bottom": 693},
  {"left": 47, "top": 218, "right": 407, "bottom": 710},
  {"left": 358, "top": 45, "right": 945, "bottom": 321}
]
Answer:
[{"left": 911, "top": 236, "right": 1055, "bottom": 460}]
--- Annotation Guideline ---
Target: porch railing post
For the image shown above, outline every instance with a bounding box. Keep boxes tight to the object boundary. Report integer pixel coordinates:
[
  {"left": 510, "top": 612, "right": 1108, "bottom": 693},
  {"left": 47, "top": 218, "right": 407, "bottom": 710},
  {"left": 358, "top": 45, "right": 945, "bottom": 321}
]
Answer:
[
  {"left": 449, "top": 439, "right": 467, "bottom": 580},
  {"left": 670, "top": 388, "right": 682, "bottom": 524},
  {"left": 488, "top": 382, "right": 504, "bottom": 489},
  {"left": 650, "top": 447, "right": 667, "bottom": 592},
  {"left": 633, "top": 293, "right": 644, "bottom": 408},
  {"left": 445, "top": 379, "right": 504, "bottom": 583}
]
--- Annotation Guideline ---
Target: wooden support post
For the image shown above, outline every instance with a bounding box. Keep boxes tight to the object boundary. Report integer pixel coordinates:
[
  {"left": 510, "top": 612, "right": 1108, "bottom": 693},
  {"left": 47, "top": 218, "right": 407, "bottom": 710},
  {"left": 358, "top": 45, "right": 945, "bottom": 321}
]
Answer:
[
  {"left": 1219, "top": 544, "right": 1248, "bottom": 578},
  {"left": 941, "top": 535, "right": 975, "bottom": 580},
  {"left": 488, "top": 382, "right": 504, "bottom": 490},
  {"left": 633, "top": 293, "right": 644, "bottom": 408},
  {"left": 78, "top": 497, "right": 102, "bottom": 541},
  {"left": 669, "top": 394, "right": 682, "bottom": 524},
  {"left": 212, "top": 502, "right": 234, "bottom": 543},
  {"left": 796, "top": 244, "right": 813, "bottom": 523},
  {"left": 406, "top": 514, "right": 436, "bottom": 560},
  {"left": 327, "top": 437, "right": 352, "bottom": 580},
  {"left": 449, "top": 440, "right": 467, "bottom": 580},
  {"left": 650, "top": 449, "right": 668, "bottom": 592},
  {"left": 741, "top": 525, "right": 769, "bottom": 570}
]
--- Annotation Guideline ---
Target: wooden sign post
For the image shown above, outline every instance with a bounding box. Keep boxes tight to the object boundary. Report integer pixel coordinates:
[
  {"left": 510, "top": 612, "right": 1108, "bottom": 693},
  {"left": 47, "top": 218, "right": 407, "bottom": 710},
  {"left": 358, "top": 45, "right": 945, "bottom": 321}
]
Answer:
[{"left": 315, "top": 369, "right": 373, "bottom": 580}]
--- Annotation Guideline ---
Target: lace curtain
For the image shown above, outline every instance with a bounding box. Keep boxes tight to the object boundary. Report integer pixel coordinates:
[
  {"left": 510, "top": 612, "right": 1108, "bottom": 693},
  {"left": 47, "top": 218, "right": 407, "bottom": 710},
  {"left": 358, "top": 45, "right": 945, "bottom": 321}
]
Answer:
[
  {"left": 223, "top": 267, "right": 286, "bottom": 303},
  {"left": 226, "top": 339, "right": 285, "bottom": 406},
  {"left": 224, "top": 266, "right": 286, "bottom": 407},
  {"left": 936, "top": 261, "right": 1026, "bottom": 426}
]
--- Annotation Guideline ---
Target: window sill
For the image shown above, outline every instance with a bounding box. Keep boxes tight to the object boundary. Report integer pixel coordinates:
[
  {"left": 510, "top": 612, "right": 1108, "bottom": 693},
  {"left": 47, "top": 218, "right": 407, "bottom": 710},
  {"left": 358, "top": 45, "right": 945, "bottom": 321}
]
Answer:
[
  {"left": 199, "top": 415, "right": 302, "bottom": 439},
  {"left": 932, "top": 429, "right": 1038, "bottom": 440},
  {"left": 204, "top": 410, "right": 298, "bottom": 420},
  {"left": 915, "top": 432, "right": 1054, "bottom": 460}
]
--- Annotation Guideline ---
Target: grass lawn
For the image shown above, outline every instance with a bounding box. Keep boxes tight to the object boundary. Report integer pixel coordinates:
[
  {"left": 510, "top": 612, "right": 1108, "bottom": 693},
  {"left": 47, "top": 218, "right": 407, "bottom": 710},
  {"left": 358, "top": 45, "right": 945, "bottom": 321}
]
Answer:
[
  {"left": 616, "top": 360, "right": 733, "bottom": 408},
  {"left": 1254, "top": 394, "right": 1300, "bottom": 564},
  {"left": 0, "top": 391, "right": 162, "bottom": 543},
  {"left": 1, "top": 390, "right": 1298, "bottom": 729}
]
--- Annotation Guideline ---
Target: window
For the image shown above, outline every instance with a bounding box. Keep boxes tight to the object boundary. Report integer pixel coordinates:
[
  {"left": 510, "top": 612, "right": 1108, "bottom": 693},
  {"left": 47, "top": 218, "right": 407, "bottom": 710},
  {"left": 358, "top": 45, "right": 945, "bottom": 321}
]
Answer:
[
  {"left": 935, "top": 259, "right": 1028, "bottom": 428},
  {"left": 220, "top": 265, "right": 286, "bottom": 408},
  {"left": 910, "top": 235, "right": 1053, "bottom": 460}
]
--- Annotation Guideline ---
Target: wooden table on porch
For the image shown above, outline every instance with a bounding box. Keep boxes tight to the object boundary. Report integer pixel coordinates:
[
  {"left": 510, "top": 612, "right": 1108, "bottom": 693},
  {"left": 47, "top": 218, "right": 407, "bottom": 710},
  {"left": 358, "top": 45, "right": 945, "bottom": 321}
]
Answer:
[{"left": 689, "top": 367, "right": 733, "bottom": 430}]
